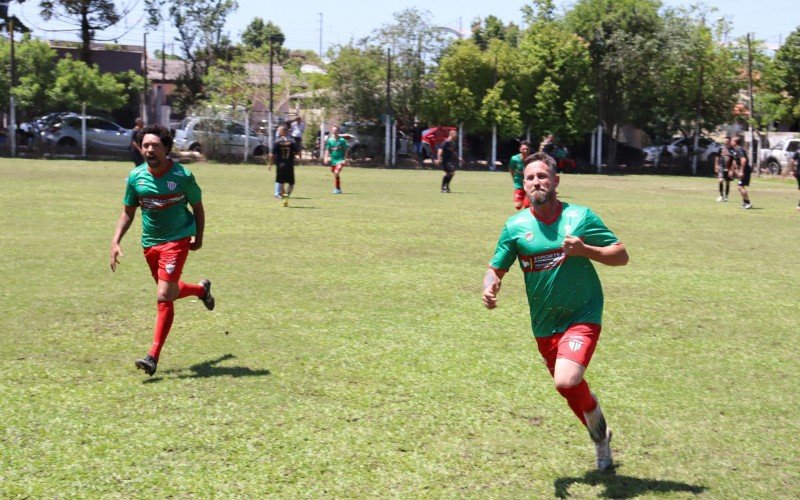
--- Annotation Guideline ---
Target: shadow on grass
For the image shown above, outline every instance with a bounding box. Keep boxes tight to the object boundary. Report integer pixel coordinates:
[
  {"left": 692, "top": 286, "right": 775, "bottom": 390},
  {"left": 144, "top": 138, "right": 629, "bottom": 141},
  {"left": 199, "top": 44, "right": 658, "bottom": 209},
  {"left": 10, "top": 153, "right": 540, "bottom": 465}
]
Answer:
[
  {"left": 554, "top": 470, "right": 706, "bottom": 498},
  {"left": 144, "top": 354, "right": 270, "bottom": 383}
]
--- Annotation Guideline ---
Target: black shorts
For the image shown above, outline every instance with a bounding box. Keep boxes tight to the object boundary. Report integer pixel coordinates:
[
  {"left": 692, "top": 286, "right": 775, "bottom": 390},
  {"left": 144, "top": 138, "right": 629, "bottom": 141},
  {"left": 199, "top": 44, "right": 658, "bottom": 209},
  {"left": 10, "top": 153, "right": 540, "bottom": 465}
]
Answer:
[
  {"left": 442, "top": 162, "right": 456, "bottom": 173},
  {"left": 738, "top": 166, "right": 751, "bottom": 187},
  {"left": 276, "top": 165, "right": 295, "bottom": 185}
]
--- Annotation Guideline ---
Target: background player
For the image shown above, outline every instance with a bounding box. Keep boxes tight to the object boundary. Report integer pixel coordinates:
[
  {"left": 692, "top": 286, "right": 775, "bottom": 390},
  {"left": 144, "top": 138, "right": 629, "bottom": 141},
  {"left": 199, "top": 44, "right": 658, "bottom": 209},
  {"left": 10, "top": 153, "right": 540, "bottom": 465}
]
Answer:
[
  {"left": 716, "top": 136, "right": 735, "bottom": 202},
  {"left": 482, "top": 152, "right": 628, "bottom": 471},
  {"left": 509, "top": 141, "right": 532, "bottom": 210},
  {"left": 109, "top": 124, "right": 215, "bottom": 377},
  {"left": 270, "top": 125, "right": 299, "bottom": 207},
  {"left": 323, "top": 125, "right": 349, "bottom": 194},
  {"left": 732, "top": 136, "right": 752, "bottom": 209},
  {"left": 435, "top": 129, "right": 460, "bottom": 193}
]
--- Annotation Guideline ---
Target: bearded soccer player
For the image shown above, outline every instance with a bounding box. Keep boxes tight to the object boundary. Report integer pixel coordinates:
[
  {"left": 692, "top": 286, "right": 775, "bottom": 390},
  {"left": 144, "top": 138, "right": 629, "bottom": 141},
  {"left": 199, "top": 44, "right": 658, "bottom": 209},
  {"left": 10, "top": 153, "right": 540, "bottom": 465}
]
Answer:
[
  {"left": 482, "top": 152, "right": 628, "bottom": 471},
  {"left": 324, "top": 126, "right": 349, "bottom": 194},
  {"left": 110, "top": 124, "right": 215, "bottom": 377},
  {"left": 509, "top": 141, "right": 532, "bottom": 210},
  {"left": 271, "top": 125, "right": 299, "bottom": 207}
]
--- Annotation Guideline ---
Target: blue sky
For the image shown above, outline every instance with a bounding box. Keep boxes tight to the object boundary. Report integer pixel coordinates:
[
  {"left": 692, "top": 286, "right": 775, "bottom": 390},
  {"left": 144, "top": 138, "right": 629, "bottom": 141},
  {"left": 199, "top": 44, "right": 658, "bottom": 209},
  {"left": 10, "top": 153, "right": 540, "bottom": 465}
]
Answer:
[{"left": 11, "top": 0, "right": 799, "bottom": 55}]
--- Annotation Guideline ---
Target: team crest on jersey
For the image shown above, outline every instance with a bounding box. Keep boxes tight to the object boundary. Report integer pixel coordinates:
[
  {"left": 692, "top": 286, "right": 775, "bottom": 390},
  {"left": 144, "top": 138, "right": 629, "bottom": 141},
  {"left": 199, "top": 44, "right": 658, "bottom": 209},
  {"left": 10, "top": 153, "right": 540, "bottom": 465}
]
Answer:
[
  {"left": 567, "top": 336, "right": 584, "bottom": 352},
  {"left": 167, "top": 181, "right": 177, "bottom": 191},
  {"left": 525, "top": 232, "right": 534, "bottom": 241}
]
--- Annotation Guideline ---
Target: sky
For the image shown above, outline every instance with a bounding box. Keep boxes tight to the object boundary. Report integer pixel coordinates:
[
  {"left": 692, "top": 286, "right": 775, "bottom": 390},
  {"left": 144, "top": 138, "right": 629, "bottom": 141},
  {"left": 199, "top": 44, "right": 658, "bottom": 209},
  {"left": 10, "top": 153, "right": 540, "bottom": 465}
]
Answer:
[{"left": 9, "top": 0, "right": 799, "bottom": 56}]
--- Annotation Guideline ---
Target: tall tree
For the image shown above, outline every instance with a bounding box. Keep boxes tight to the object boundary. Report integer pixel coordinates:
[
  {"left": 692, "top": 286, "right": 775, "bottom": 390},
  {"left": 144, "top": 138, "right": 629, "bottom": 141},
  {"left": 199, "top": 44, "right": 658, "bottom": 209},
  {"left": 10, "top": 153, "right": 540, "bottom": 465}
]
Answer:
[
  {"left": 769, "top": 26, "right": 800, "bottom": 127},
  {"left": 38, "top": 0, "right": 123, "bottom": 64},
  {"left": 0, "top": 35, "right": 56, "bottom": 117},
  {"left": 371, "top": 8, "right": 448, "bottom": 125},
  {"left": 566, "top": 0, "right": 663, "bottom": 167},
  {"left": 46, "top": 57, "right": 128, "bottom": 111},
  {"left": 145, "top": 0, "right": 238, "bottom": 112},
  {"left": 471, "top": 15, "right": 520, "bottom": 50},
  {"left": 326, "top": 42, "right": 386, "bottom": 122}
]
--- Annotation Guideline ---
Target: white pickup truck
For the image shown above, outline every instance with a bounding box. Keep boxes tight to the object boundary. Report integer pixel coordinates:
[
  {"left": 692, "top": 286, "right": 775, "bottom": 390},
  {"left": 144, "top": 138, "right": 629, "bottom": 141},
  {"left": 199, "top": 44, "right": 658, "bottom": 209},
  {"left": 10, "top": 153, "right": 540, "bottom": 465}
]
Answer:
[{"left": 759, "top": 137, "right": 800, "bottom": 174}]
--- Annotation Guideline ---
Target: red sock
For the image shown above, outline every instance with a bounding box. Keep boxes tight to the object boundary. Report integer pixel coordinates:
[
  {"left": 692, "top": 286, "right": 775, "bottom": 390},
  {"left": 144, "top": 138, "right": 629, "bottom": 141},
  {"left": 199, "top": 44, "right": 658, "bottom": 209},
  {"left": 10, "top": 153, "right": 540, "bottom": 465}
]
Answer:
[
  {"left": 177, "top": 281, "right": 205, "bottom": 299},
  {"left": 556, "top": 380, "right": 598, "bottom": 425},
  {"left": 148, "top": 301, "right": 174, "bottom": 360},
  {"left": 335, "top": 177, "right": 341, "bottom": 190}
]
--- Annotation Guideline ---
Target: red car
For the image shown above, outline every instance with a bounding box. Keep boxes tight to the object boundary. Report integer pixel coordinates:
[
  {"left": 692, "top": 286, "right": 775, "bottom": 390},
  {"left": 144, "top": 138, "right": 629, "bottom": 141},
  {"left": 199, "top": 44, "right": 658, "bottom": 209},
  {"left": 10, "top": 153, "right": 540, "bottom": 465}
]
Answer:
[{"left": 421, "top": 126, "right": 457, "bottom": 159}]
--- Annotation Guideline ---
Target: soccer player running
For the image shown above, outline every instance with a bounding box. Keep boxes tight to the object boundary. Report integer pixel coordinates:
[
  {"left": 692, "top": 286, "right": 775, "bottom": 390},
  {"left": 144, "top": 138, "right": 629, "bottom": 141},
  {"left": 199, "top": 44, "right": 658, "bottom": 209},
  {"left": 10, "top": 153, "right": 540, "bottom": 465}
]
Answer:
[
  {"left": 482, "top": 152, "right": 629, "bottom": 471},
  {"left": 509, "top": 141, "right": 532, "bottom": 210},
  {"left": 732, "top": 136, "right": 753, "bottom": 209},
  {"left": 270, "top": 125, "right": 299, "bottom": 207},
  {"left": 109, "top": 125, "right": 215, "bottom": 377},
  {"left": 435, "top": 129, "right": 460, "bottom": 193},
  {"left": 716, "top": 136, "right": 735, "bottom": 202},
  {"left": 323, "top": 125, "right": 349, "bottom": 194}
]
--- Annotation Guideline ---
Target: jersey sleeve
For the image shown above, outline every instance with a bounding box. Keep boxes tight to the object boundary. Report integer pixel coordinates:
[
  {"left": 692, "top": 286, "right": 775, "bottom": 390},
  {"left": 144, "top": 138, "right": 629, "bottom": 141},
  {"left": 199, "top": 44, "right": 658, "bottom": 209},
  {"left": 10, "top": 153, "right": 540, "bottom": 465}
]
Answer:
[
  {"left": 489, "top": 224, "right": 518, "bottom": 271},
  {"left": 581, "top": 209, "right": 619, "bottom": 247},
  {"left": 183, "top": 171, "right": 202, "bottom": 205},
  {"left": 123, "top": 174, "right": 139, "bottom": 207}
]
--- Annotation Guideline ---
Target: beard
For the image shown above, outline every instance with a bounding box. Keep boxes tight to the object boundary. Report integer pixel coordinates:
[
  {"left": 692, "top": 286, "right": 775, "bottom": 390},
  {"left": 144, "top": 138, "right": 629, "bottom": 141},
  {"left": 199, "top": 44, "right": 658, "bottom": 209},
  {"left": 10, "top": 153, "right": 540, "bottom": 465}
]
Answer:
[
  {"left": 530, "top": 188, "right": 554, "bottom": 205},
  {"left": 145, "top": 156, "right": 159, "bottom": 168}
]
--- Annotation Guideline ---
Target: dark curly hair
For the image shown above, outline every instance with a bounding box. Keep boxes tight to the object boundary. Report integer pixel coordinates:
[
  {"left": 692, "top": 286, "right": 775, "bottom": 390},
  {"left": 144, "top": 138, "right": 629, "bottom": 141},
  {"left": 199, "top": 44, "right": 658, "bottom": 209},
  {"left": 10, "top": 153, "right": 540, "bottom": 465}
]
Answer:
[{"left": 142, "top": 124, "right": 174, "bottom": 153}]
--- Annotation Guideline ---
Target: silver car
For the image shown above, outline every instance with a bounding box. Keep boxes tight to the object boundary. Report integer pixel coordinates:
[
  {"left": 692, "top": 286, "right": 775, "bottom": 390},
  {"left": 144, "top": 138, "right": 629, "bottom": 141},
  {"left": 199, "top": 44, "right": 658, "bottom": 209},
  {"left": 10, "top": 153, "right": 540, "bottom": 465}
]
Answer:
[
  {"left": 42, "top": 114, "right": 132, "bottom": 151},
  {"left": 173, "top": 117, "right": 266, "bottom": 157}
]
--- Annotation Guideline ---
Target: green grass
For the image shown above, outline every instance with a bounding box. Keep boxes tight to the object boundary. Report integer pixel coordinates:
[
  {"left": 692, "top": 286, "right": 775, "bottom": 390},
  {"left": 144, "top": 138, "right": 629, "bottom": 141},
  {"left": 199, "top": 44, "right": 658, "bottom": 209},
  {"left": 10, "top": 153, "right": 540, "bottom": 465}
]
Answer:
[{"left": 1, "top": 158, "right": 798, "bottom": 498}]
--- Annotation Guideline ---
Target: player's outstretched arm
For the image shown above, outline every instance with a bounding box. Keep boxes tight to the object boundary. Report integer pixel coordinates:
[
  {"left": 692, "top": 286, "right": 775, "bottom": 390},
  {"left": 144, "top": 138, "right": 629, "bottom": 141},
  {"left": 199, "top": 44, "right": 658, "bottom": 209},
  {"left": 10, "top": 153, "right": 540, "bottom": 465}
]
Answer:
[
  {"left": 110, "top": 205, "right": 137, "bottom": 272},
  {"left": 482, "top": 267, "right": 506, "bottom": 309},
  {"left": 562, "top": 237, "right": 629, "bottom": 266}
]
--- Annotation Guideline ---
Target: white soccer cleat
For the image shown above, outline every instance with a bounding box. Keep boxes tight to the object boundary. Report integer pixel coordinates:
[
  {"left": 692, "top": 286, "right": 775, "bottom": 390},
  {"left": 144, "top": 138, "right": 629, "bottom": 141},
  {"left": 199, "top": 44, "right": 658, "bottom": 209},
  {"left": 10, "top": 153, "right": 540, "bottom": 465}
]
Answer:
[
  {"left": 594, "top": 427, "right": 613, "bottom": 471},
  {"left": 716, "top": 196, "right": 723, "bottom": 202}
]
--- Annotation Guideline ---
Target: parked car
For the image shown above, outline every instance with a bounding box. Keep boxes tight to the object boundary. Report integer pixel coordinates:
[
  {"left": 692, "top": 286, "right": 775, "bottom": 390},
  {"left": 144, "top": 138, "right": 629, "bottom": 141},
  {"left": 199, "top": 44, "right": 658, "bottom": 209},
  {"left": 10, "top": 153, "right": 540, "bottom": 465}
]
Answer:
[
  {"left": 759, "top": 138, "right": 800, "bottom": 175},
  {"left": 173, "top": 117, "right": 266, "bottom": 157},
  {"left": 41, "top": 114, "right": 131, "bottom": 151},
  {"left": 421, "top": 126, "right": 457, "bottom": 159},
  {"left": 644, "top": 136, "right": 721, "bottom": 165}
]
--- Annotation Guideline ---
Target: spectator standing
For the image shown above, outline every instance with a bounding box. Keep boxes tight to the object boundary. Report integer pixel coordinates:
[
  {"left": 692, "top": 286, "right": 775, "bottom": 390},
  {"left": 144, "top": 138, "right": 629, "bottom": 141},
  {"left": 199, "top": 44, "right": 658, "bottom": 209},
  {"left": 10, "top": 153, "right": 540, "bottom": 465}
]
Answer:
[
  {"left": 290, "top": 116, "right": 305, "bottom": 157},
  {"left": 130, "top": 117, "right": 145, "bottom": 166}
]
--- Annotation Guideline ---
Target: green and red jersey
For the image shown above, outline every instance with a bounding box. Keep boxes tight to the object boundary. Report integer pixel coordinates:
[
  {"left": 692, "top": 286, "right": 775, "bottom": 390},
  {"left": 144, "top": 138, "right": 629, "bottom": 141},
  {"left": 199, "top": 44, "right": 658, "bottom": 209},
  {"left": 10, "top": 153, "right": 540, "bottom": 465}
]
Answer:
[
  {"left": 489, "top": 202, "right": 620, "bottom": 337},
  {"left": 509, "top": 153, "right": 525, "bottom": 189},
  {"left": 123, "top": 161, "right": 202, "bottom": 248},
  {"left": 325, "top": 136, "right": 349, "bottom": 165}
]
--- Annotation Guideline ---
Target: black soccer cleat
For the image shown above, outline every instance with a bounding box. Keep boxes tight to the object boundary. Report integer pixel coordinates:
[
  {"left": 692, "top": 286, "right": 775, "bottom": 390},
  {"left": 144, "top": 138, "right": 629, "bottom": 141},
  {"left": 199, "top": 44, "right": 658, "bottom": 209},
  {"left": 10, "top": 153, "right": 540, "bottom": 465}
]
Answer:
[
  {"left": 200, "top": 279, "right": 215, "bottom": 311},
  {"left": 135, "top": 354, "right": 158, "bottom": 376}
]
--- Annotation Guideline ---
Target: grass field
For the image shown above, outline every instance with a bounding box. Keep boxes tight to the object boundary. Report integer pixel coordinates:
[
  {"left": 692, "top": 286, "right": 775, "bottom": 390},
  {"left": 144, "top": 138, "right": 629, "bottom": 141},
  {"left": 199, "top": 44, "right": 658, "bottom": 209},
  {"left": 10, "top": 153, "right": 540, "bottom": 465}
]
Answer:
[{"left": 1, "top": 158, "right": 798, "bottom": 498}]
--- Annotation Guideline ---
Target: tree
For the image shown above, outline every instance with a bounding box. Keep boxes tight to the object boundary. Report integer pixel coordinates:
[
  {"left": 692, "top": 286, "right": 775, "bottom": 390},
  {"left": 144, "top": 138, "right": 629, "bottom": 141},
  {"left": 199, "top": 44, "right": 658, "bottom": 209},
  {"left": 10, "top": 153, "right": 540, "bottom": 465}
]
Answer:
[
  {"left": 46, "top": 56, "right": 128, "bottom": 112},
  {"left": 566, "top": 0, "right": 663, "bottom": 167},
  {"left": 145, "top": 0, "right": 238, "bottom": 112},
  {"left": 242, "top": 17, "right": 284, "bottom": 50},
  {"left": 371, "top": 8, "right": 449, "bottom": 125},
  {"left": 38, "top": 0, "right": 125, "bottom": 64},
  {"left": 427, "top": 40, "right": 493, "bottom": 129},
  {"left": 471, "top": 15, "right": 520, "bottom": 50},
  {"left": 326, "top": 42, "right": 386, "bottom": 122},
  {"left": 0, "top": 35, "right": 56, "bottom": 117},
  {"left": 515, "top": 17, "right": 594, "bottom": 144},
  {"left": 769, "top": 26, "right": 800, "bottom": 126}
]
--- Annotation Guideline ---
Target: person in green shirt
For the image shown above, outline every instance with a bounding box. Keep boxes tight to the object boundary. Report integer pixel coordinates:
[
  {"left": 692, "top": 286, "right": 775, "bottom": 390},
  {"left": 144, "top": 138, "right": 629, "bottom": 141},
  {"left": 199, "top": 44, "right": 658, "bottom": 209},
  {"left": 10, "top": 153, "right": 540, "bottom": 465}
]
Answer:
[
  {"left": 509, "top": 140, "right": 532, "bottom": 210},
  {"left": 110, "top": 125, "right": 216, "bottom": 377},
  {"left": 324, "top": 125, "right": 349, "bottom": 194},
  {"left": 482, "top": 152, "right": 629, "bottom": 471}
]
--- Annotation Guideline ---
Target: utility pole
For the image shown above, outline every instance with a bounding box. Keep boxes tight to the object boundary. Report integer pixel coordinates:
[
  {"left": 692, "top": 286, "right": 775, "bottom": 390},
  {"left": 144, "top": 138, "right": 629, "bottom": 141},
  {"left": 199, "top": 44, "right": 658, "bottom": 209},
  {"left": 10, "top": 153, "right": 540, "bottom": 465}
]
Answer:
[
  {"left": 143, "top": 32, "right": 148, "bottom": 123},
  {"left": 9, "top": 14, "right": 16, "bottom": 157},
  {"left": 268, "top": 35, "right": 275, "bottom": 153},
  {"left": 385, "top": 48, "right": 392, "bottom": 167},
  {"left": 691, "top": 18, "right": 706, "bottom": 176},
  {"left": 747, "top": 33, "right": 757, "bottom": 172}
]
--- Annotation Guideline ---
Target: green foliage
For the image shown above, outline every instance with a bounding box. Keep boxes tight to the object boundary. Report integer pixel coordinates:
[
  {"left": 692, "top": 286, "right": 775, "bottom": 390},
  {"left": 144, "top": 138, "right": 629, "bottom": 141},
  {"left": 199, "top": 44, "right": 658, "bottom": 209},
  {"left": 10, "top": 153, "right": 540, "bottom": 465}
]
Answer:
[
  {"left": 471, "top": 15, "right": 520, "bottom": 50},
  {"left": 0, "top": 35, "right": 57, "bottom": 118},
  {"left": 241, "top": 17, "right": 285, "bottom": 50},
  {"left": 326, "top": 43, "right": 386, "bottom": 122},
  {"left": 428, "top": 40, "right": 493, "bottom": 127},
  {"left": 46, "top": 57, "right": 126, "bottom": 112},
  {"left": 516, "top": 20, "right": 594, "bottom": 142},
  {"left": 771, "top": 26, "right": 800, "bottom": 121}
]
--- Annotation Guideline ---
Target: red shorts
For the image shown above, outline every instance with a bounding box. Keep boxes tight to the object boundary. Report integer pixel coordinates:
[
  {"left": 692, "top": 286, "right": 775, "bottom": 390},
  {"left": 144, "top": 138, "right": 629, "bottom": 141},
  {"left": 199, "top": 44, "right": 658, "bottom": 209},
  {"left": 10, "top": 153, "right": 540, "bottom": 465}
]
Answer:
[
  {"left": 330, "top": 163, "right": 345, "bottom": 174},
  {"left": 514, "top": 188, "right": 531, "bottom": 208},
  {"left": 143, "top": 237, "right": 191, "bottom": 282},
  {"left": 535, "top": 323, "right": 601, "bottom": 374}
]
